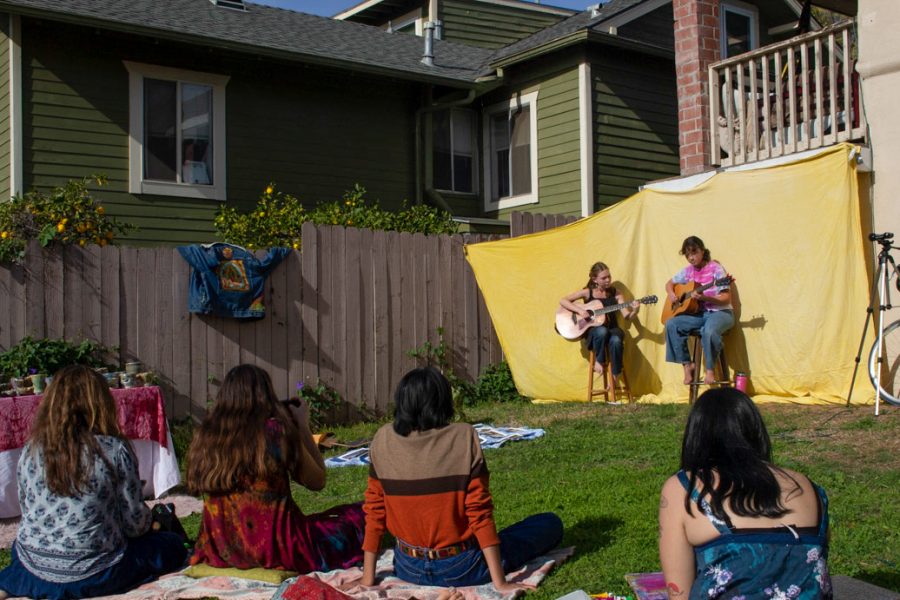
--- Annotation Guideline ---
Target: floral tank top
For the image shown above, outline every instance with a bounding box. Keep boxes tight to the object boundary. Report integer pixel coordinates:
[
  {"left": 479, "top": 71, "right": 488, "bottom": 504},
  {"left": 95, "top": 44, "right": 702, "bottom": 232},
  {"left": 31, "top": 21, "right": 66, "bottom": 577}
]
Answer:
[{"left": 677, "top": 470, "right": 832, "bottom": 600}]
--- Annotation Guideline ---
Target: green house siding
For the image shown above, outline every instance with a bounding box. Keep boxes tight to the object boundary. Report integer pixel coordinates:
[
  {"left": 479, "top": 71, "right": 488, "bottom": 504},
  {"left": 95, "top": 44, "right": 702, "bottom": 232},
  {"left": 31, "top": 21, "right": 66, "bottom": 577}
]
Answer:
[
  {"left": 22, "top": 19, "right": 419, "bottom": 245},
  {"left": 591, "top": 52, "right": 679, "bottom": 209},
  {"left": 617, "top": 4, "right": 675, "bottom": 49},
  {"left": 534, "top": 68, "right": 581, "bottom": 217},
  {"left": 226, "top": 74, "right": 417, "bottom": 214},
  {"left": 440, "top": 0, "right": 566, "bottom": 49},
  {"left": 0, "top": 14, "right": 11, "bottom": 202},
  {"left": 482, "top": 64, "right": 583, "bottom": 220}
]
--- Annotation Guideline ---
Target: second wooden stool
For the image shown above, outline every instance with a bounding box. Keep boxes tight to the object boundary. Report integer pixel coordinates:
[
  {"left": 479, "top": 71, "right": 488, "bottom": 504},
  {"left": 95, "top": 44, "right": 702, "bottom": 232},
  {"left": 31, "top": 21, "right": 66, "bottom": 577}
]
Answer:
[{"left": 687, "top": 332, "right": 730, "bottom": 403}]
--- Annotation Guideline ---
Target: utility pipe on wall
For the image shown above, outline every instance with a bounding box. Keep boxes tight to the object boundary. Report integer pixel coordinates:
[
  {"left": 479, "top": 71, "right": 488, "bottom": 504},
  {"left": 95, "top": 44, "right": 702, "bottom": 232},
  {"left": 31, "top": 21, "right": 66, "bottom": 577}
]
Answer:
[{"left": 422, "top": 21, "right": 435, "bottom": 66}]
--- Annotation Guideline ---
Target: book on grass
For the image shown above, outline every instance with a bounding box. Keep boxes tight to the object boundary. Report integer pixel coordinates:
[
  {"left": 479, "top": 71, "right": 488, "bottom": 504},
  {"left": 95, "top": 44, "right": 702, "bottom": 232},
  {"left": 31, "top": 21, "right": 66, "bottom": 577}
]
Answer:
[{"left": 624, "top": 572, "right": 668, "bottom": 600}]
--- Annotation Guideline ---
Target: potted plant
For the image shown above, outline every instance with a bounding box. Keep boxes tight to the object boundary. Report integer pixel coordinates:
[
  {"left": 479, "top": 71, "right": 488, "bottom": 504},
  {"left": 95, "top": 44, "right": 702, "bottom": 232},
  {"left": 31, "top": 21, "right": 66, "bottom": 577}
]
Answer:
[{"left": 0, "top": 337, "right": 114, "bottom": 381}]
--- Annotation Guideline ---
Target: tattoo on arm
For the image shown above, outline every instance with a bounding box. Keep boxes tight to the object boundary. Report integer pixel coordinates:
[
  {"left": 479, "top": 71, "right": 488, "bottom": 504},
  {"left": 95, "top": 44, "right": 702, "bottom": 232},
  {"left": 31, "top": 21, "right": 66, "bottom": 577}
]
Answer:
[
  {"left": 660, "top": 495, "right": 669, "bottom": 509},
  {"left": 667, "top": 582, "right": 686, "bottom": 597}
]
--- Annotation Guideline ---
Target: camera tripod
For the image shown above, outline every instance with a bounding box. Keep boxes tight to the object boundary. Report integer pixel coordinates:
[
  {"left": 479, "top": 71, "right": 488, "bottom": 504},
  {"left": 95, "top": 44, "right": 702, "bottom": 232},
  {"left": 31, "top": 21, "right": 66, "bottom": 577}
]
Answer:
[{"left": 847, "top": 232, "right": 900, "bottom": 414}]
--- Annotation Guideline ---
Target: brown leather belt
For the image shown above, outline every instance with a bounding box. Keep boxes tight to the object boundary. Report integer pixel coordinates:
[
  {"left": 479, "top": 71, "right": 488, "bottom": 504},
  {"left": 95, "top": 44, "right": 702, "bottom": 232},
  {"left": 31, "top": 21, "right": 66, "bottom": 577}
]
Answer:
[{"left": 395, "top": 537, "right": 478, "bottom": 560}]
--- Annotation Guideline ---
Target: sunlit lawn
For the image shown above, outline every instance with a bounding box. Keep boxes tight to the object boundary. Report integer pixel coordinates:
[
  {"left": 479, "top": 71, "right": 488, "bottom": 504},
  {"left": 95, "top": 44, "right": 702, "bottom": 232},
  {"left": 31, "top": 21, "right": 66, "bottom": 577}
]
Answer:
[{"left": 2, "top": 402, "right": 898, "bottom": 597}]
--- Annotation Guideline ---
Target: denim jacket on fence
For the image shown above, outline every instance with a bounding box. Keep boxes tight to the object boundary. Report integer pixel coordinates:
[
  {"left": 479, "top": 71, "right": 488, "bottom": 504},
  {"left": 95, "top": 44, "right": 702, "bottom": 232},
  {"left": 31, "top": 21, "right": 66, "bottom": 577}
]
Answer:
[{"left": 177, "top": 243, "right": 291, "bottom": 319}]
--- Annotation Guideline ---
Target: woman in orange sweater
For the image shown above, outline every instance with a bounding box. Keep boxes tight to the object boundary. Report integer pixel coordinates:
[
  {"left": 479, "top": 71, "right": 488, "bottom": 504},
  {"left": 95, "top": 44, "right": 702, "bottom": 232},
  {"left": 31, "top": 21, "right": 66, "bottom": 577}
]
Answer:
[{"left": 361, "top": 366, "right": 563, "bottom": 593}]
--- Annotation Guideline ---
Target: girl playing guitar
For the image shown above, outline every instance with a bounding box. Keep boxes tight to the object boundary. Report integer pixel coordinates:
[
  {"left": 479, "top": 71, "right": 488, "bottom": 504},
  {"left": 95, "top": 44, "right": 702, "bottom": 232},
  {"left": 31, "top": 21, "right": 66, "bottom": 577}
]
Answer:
[
  {"left": 559, "top": 262, "right": 640, "bottom": 392},
  {"left": 664, "top": 236, "right": 734, "bottom": 385}
]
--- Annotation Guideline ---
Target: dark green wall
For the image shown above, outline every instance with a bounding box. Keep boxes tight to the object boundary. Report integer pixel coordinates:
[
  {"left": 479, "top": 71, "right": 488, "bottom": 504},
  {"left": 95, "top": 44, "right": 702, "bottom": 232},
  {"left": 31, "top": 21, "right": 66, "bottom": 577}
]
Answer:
[
  {"left": 479, "top": 51, "right": 584, "bottom": 220},
  {"left": 590, "top": 49, "right": 679, "bottom": 209},
  {"left": 0, "top": 14, "right": 10, "bottom": 202},
  {"left": 617, "top": 4, "right": 675, "bottom": 49},
  {"left": 440, "top": 0, "right": 567, "bottom": 49},
  {"left": 22, "top": 19, "right": 421, "bottom": 244}
]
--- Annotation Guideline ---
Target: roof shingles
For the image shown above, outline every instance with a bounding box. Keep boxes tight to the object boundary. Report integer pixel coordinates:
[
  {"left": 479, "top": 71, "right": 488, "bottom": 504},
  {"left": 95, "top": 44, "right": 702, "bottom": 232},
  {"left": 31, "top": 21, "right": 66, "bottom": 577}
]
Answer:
[{"left": 0, "top": 0, "right": 495, "bottom": 83}]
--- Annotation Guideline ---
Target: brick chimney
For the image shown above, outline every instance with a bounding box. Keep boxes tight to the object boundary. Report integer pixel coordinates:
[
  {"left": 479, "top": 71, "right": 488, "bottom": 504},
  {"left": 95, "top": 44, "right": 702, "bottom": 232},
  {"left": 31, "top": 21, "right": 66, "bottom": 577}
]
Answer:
[{"left": 673, "top": 0, "right": 720, "bottom": 175}]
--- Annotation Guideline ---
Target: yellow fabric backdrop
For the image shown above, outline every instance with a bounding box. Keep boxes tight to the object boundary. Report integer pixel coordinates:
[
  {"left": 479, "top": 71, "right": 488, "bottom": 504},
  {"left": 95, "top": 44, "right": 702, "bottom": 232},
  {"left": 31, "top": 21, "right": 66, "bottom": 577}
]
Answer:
[{"left": 465, "top": 144, "right": 873, "bottom": 404}]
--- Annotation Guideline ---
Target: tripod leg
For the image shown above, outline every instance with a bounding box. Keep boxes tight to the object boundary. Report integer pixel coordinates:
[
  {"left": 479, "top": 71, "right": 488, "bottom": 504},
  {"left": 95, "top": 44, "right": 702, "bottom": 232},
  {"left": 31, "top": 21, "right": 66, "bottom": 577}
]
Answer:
[{"left": 847, "top": 257, "right": 887, "bottom": 406}]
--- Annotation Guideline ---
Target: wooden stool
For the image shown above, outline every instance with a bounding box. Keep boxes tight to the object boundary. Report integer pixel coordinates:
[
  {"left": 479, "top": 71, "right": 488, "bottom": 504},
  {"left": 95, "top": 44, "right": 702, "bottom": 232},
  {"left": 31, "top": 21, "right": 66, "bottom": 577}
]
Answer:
[
  {"left": 587, "top": 350, "right": 633, "bottom": 403},
  {"left": 687, "top": 332, "right": 730, "bottom": 403}
]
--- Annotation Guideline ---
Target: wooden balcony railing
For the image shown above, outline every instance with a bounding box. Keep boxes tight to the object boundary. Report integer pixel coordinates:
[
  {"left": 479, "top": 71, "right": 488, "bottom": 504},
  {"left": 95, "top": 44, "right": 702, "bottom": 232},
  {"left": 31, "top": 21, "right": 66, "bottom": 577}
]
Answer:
[{"left": 709, "top": 20, "right": 866, "bottom": 167}]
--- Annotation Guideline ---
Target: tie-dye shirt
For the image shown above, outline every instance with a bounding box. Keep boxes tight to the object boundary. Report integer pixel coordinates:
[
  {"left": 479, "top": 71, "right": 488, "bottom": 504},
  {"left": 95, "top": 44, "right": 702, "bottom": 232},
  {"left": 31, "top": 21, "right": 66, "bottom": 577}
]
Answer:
[{"left": 672, "top": 260, "right": 732, "bottom": 311}]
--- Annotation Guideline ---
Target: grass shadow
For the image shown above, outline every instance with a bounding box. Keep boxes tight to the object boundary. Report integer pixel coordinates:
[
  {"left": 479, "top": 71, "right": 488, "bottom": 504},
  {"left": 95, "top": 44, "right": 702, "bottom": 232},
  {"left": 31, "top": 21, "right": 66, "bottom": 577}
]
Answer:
[
  {"left": 850, "top": 570, "right": 900, "bottom": 593},
  {"left": 564, "top": 516, "right": 623, "bottom": 556}
]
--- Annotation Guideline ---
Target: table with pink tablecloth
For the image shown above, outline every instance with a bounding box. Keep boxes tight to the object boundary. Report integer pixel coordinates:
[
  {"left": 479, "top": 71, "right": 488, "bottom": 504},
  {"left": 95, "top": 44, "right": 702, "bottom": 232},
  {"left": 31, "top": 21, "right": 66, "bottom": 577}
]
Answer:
[{"left": 0, "top": 385, "right": 181, "bottom": 518}]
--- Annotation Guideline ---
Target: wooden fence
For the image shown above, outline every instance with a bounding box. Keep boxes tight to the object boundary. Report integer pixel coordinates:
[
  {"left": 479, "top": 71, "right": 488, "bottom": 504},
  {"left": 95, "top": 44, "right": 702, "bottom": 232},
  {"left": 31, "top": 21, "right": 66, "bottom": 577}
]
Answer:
[
  {"left": 511, "top": 212, "right": 578, "bottom": 237},
  {"left": 0, "top": 223, "right": 505, "bottom": 420}
]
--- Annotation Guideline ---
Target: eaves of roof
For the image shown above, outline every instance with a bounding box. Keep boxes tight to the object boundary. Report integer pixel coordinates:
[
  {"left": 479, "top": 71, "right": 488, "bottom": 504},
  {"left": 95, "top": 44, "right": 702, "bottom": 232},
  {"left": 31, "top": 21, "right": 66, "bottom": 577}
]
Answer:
[
  {"left": 0, "top": 0, "right": 497, "bottom": 89},
  {"left": 486, "top": 27, "right": 674, "bottom": 72}
]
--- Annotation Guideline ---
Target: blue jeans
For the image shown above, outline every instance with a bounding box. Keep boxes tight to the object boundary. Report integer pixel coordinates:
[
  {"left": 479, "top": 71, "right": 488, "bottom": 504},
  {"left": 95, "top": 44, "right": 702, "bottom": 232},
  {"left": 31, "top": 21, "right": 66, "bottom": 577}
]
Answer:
[
  {"left": 0, "top": 532, "right": 186, "bottom": 599},
  {"left": 665, "top": 310, "right": 734, "bottom": 367},
  {"left": 586, "top": 326, "right": 625, "bottom": 375},
  {"left": 392, "top": 512, "right": 563, "bottom": 588}
]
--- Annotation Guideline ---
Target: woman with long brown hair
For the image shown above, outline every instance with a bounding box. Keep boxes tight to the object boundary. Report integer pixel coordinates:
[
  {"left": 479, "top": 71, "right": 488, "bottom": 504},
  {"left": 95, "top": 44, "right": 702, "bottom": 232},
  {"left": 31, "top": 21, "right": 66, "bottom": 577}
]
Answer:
[
  {"left": 0, "top": 365, "right": 185, "bottom": 599},
  {"left": 559, "top": 261, "right": 640, "bottom": 392},
  {"left": 186, "top": 364, "right": 364, "bottom": 572}
]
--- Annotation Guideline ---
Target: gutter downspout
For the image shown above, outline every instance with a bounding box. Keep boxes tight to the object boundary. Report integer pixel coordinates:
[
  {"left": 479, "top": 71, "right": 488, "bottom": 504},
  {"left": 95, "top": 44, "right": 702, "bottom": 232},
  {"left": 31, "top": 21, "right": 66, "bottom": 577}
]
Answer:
[{"left": 414, "top": 87, "right": 477, "bottom": 205}]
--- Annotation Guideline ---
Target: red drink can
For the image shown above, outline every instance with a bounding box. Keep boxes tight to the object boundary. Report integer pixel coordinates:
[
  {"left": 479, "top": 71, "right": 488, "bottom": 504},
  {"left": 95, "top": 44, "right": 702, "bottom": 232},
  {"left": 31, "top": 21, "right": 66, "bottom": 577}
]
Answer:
[{"left": 735, "top": 372, "right": 748, "bottom": 392}]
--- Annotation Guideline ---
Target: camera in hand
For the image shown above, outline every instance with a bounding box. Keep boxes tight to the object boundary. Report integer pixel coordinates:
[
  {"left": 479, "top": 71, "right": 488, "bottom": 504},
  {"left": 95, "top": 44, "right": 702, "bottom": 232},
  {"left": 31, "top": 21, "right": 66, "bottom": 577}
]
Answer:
[
  {"left": 151, "top": 502, "right": 189, "bottom": 543},
  {"left": 869, "top": 232, "right": 894, "bottom": 242}
]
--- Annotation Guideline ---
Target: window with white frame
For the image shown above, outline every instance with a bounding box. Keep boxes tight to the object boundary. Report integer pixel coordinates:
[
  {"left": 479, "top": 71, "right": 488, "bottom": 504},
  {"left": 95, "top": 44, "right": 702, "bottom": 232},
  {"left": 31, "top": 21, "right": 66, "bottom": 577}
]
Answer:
[
  {"left": 721, "top": 1, "right": 759, "bottom": 58},
  {"left": 482, "top": 91, "right": 538, "bottom": 210},
  {"left": 124, "top": 61, "right": 229, "bottom": 200},
  {"left": 433, "top": 109, "right": 476, "bottom": 194}
]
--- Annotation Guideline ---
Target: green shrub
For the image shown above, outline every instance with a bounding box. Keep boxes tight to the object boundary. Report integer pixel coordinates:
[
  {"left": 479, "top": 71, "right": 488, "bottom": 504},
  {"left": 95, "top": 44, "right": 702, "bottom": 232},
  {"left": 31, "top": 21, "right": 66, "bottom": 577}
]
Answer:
[
  {"left": 295, "top": 378, "right": 343, "bottom": 430},
  {"left": 214, "top": 184, "right": 458, "bottom": 249},
  {"left": 0, "top": 336, "right": 114, "bottom": 379},
  {"left": 407, "top": 330, "right": 528, "bottom": 409},
  {"left": 0, "top": 175, "right": 135, "bottom": 264},
  {"left": 213, "top": 184, "right": 306, "bottom": 250},
  {"left": 407, "top": 328, "right": 472, "bottom": 419},
  {"left": 467, "top": 361, "right": 526, "bottom": 405}
]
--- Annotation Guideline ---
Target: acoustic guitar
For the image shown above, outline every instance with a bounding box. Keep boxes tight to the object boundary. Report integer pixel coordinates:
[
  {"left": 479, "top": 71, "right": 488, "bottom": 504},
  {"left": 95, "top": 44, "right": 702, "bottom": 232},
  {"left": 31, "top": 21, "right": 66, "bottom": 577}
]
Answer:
[
  {"left": 659, "top": 275, "right": 734, "bottom": 324},
  {"left": 555, "top": 295, "right": 658, "bottom": 340}
]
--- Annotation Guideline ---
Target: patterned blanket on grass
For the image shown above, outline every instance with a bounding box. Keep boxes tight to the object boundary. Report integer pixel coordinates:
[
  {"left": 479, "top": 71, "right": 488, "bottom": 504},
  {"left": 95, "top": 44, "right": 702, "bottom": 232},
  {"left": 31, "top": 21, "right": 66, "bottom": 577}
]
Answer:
[
  {"left": 324, "top": 424, "right": 545, "bottom": 468},
  {"left": 35, "top": 546, "right": 573, "bottom": 600},
  {"left": 275, "top": 547, "right": 574, "bottom": 600}
]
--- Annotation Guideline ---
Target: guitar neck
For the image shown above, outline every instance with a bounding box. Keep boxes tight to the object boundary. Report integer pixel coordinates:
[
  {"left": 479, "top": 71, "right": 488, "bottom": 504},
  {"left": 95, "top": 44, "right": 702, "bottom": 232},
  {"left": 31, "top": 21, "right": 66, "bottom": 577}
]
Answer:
[
  {"left": 590, "top": 301, "right": 631, "bottom": 316},
  {"left": 688, "top": 280, "right": 720, "bottom": 297}
]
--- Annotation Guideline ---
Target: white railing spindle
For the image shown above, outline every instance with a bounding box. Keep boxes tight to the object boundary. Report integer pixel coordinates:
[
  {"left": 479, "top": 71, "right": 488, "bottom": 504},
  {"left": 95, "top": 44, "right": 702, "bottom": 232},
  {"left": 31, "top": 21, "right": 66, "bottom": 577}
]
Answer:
[{"left": 707, "top": 20, "right": 864, "bottom": 166}]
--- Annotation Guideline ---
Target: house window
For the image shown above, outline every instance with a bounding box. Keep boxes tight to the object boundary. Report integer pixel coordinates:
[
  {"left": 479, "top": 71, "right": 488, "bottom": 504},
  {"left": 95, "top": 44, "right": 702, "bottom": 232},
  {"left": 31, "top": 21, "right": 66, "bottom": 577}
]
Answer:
[
  {"left": 721, "top": 1, "right": 759, "bottom": 58},
  {"left": 433, "top": 109, "right": 475, "bottom": 194},
  {"left": 124, "top": 61, "right": 229, "bottom": 200},
  {"left": 482, "top": 91, "right": 539, "bottom": 210}
]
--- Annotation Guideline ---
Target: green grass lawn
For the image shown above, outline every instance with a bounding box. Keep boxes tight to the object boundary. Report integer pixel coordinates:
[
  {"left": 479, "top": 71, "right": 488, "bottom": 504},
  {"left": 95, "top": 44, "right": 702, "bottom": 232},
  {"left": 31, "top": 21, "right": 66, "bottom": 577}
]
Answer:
[{"left": 2, "top": 402, "right": 898, "bottom": 597}]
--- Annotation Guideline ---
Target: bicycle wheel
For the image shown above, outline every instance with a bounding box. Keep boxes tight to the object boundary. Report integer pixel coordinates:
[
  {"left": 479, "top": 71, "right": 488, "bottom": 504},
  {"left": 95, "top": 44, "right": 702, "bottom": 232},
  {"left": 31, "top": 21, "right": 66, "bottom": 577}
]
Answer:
[{"left": 868, "top": 319, "right": 900, "bottom": 406}]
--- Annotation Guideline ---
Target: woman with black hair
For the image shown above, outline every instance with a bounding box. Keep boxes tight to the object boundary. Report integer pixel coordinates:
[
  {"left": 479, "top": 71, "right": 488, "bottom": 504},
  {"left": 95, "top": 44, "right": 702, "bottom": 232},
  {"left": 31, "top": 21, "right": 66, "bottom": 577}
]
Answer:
[
  {"left": 361, "top": 366, "right": 563, "bottom": 593},
  {"left": 658, "top": 388, "right": 832, "bottom": 599}
]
